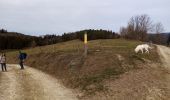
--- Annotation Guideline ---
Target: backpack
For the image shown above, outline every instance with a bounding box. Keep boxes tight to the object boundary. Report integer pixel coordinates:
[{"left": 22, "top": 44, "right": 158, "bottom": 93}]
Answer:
[
  {"left": 22, "top": 53, "right": 27, "bottom": 59},
  {"left": 20, "top": 53, "right": 27, "bottom": 60}
]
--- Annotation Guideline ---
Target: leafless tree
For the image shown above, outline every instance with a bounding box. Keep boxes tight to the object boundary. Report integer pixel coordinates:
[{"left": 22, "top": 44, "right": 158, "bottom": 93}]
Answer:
[
  {"left": 154, "top": 22, "right": 164, "bottom": 34},
  {"left": 125, "top": 14, "right": 153, "bottom": 41},
  {"left": 120, "top": 27, "right": 128, "bottom": 38},
  {"left": 119, "top": 14, "right": 166, "bottom": 43},
  {"left": 153, "top": 22, "right": 165, "bottom": 44},
  {"left": 120, "top": 14, "right": 153, "bottom": 41}
]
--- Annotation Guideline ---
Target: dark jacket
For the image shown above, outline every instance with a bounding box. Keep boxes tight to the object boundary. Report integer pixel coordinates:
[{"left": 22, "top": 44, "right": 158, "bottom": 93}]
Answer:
[{"left": 19, "top": 53, "right": 24, "bottom": 60}]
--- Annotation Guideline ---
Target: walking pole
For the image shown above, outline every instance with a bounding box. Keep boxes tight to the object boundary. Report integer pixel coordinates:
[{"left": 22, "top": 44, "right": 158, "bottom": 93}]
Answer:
[{"left": 84, "top": 32, "right": 88, "bottom": 57}]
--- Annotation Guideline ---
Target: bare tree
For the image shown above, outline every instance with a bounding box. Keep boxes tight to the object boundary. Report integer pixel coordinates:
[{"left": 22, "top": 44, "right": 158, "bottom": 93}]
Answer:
[
  {"left": 119, "top": 14, "right": 166, "bottom": 43},
  {"left": 155, "top": 22, "right": 164, "bottom": 34},
  {"left": 120, "top": 27, "right": 128, "bottom": 38},
  {"left": 125, "top": 14, "right": 153, "bottom": 41},
  {"left": 153, "top": 22, "right": 165, "bottom": 44}
]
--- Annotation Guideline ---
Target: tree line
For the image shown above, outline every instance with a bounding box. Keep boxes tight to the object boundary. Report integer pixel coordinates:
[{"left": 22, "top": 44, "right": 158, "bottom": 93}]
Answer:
[
  {"left": 0, "top": 30, "right": 38, "bottom": 50},
  {"left": 0, "top": 29, "right": 119, "bottom": 50}
]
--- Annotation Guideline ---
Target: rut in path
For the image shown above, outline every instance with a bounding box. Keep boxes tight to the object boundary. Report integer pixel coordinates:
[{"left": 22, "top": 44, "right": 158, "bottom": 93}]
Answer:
[{"left": 0, "top": 64, "right": 78, "bottom": 100}]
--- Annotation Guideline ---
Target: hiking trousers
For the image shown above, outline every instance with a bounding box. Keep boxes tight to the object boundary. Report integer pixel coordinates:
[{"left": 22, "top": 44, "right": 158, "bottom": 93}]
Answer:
[
  {"left": 1, "top": 63, "right": 7, "bottom": 71},
  {"left": 20, "top": 60, "right": 24, "bottom": 69}
]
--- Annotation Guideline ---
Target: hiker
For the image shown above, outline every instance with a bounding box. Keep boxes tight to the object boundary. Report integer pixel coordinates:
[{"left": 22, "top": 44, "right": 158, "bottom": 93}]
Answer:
[
  {"left": 167, "top": 34, "right": 170, "bottom": 46},
  {"left": 19, "top": 51, "right": 27, "bottom": 70},
  {"left": 0, "top": 53, "right": 2, "bottom": 71},
  {"left": 0, "top": 53, "right": 7, "bottom": 72}
]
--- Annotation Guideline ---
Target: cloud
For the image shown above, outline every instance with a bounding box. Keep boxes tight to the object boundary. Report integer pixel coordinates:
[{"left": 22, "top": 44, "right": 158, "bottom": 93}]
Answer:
[{"left": 0, "top": 0, "right": 169, "bottom": 35}]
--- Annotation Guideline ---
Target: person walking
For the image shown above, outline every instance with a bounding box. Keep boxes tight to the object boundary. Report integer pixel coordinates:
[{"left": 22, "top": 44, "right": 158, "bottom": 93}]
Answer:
[
  {"left": 0, "top": 53, "right": 7, "bottom": 72},
  {"left": 19, "top": 51, "right": 27, "bottom": 70},
  {"left": 0, "top": 53, "right": 2, "bottom": 71},
  {"left": 167, "top": 34, "right": 170, "bottom": 46}
]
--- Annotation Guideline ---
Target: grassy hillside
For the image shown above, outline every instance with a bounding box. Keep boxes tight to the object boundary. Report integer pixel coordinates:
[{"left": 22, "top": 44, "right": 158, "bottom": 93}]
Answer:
[{"left": 7, "top": 39, "right": 163, "bottom": 99}]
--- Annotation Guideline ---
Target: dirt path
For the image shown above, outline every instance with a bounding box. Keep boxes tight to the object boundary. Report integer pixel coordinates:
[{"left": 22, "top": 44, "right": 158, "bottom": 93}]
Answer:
[
  {"left": 157, "top": 45, "right": 170, "bottom": 98},
  {"left": 0, "top": 64, "right": 78, "bottom": 100},
  {"left": 157, "top": 45, "right": 170, "bottom": 69}
]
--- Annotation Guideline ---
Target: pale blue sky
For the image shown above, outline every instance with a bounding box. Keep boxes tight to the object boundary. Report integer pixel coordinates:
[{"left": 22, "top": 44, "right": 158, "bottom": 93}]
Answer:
[{"left": 0, "top": 0, "right": 169, "bottom": 36}]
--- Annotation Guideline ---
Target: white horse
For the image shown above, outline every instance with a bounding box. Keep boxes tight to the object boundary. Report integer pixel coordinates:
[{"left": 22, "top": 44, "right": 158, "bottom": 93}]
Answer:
[{"left": 135, "top": 44, "right": 152, "bottom": 54}]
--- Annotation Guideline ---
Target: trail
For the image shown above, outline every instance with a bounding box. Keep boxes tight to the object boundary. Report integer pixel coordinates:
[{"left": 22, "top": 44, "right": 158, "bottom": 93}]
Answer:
[
  {"left": 157, "top": 45, "right": 170, "bottom": 70},
  {"left": 157, "top": 45, "right": 170, "bottom": 98},
  {"left": 0, "top": 64, "right": 78, "bottom": 100}
]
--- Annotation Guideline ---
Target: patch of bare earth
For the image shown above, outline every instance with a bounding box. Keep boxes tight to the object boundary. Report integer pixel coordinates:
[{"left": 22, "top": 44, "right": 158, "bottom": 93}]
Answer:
[
  {"left": 82, "top": 45, "right": 170, "bottom": 100},
  {"left": 81, "top": 65, "right": 166, "bottom": 100}
]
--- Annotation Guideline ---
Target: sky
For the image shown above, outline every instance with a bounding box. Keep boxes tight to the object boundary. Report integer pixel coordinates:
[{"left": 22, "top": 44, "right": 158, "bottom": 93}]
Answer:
[{"left": 0, "top": 0, "right": 169, "bottom": 36}]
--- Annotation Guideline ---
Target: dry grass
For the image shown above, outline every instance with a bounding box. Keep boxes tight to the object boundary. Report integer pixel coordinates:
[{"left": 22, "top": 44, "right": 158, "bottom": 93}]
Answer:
[{"left": 6, "top": 39, "right": 162, "bottom": 99}]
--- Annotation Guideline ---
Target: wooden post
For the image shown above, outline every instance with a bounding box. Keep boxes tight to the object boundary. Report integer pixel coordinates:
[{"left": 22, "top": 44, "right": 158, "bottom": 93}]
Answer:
[{"left": 84, "top": 32, "right": 88, "bottom": 57}]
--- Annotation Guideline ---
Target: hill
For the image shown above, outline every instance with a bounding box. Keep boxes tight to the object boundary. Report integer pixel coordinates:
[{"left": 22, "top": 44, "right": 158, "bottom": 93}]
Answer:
[
  {"left": 6, "top": 39, "right": 166, "bottom": 100},
  {"left": 0, "top": 29, "right": 119, "bottom": 50},
  {"left": 148, "top": 32, "right": 170, "bottom": 45},
  {"left": 0, "top": 31, "right": 38, "bottom": 50}
]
